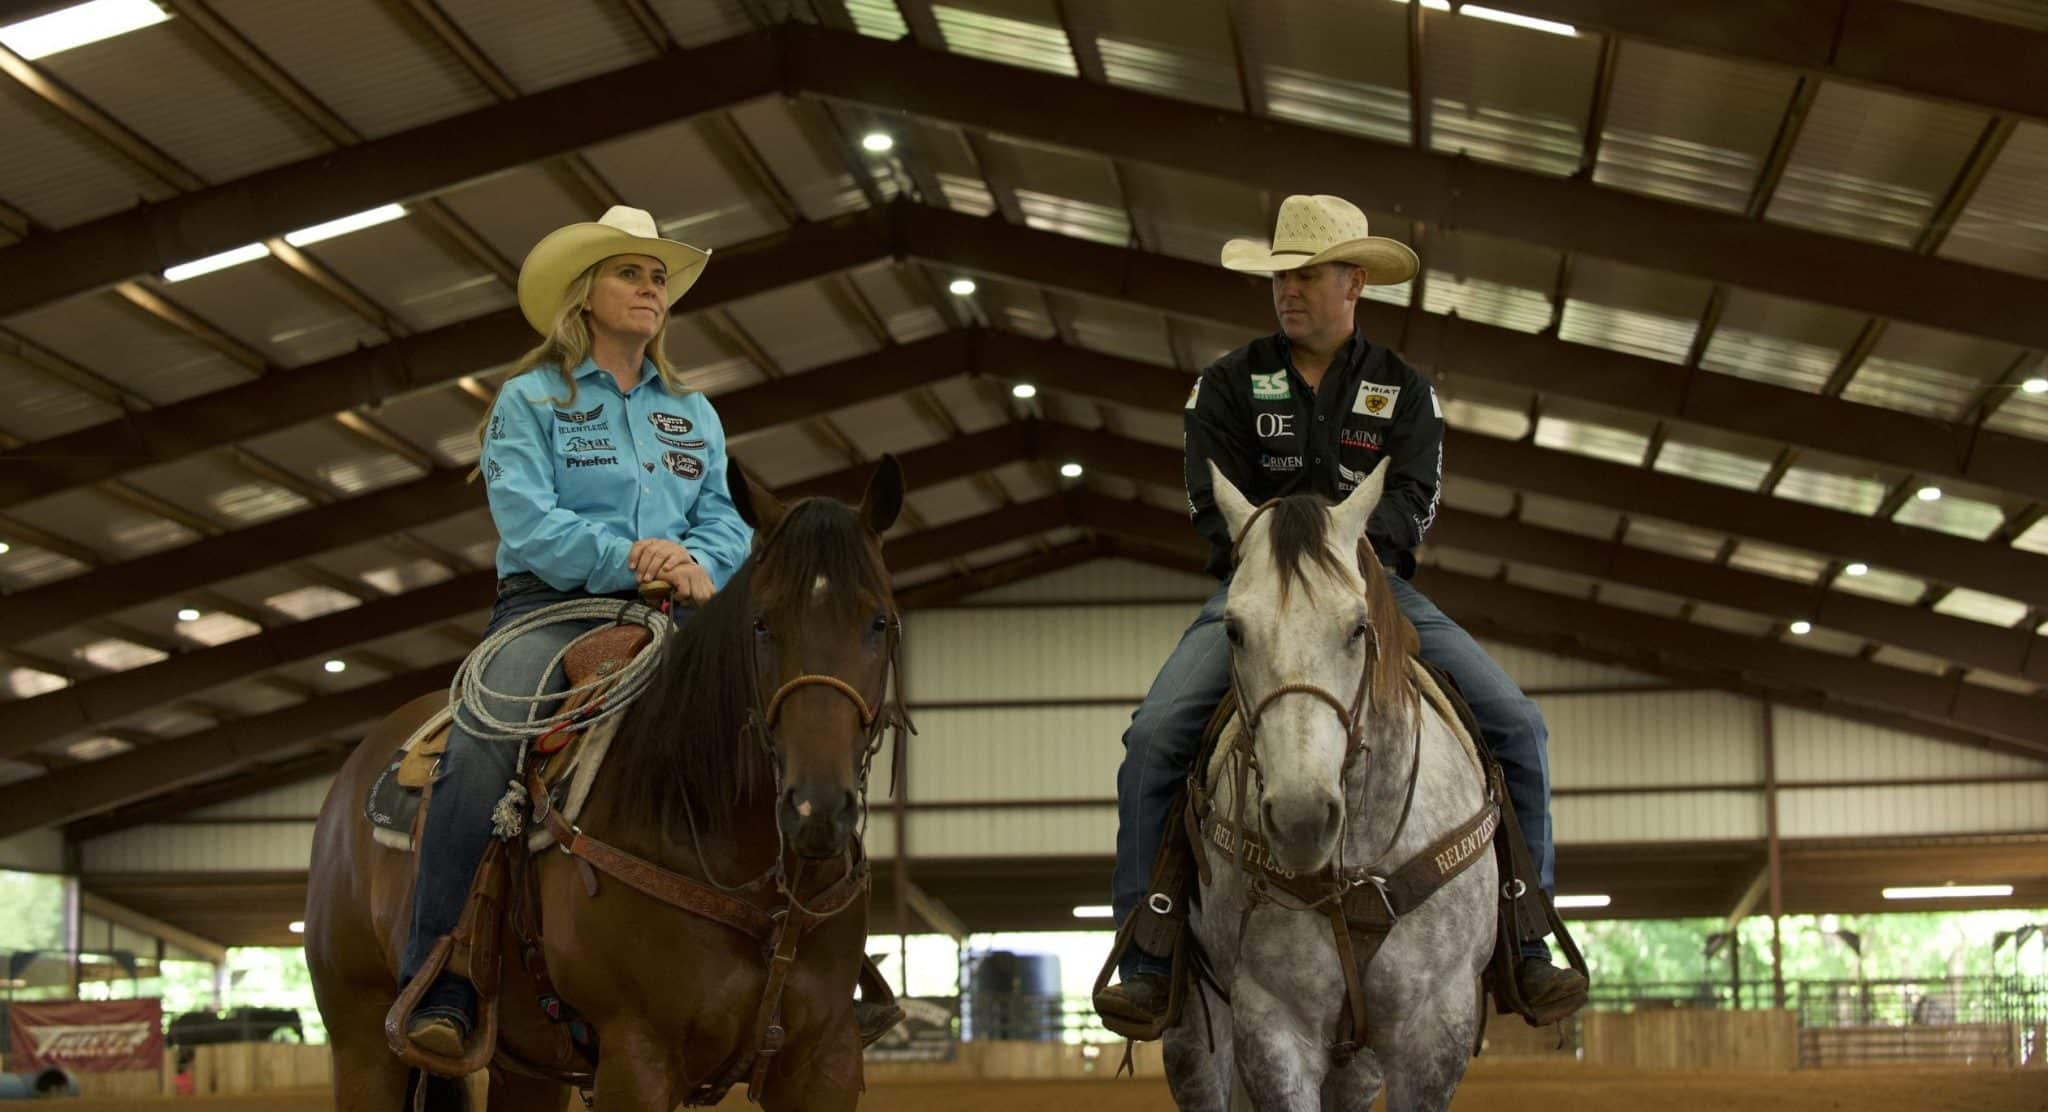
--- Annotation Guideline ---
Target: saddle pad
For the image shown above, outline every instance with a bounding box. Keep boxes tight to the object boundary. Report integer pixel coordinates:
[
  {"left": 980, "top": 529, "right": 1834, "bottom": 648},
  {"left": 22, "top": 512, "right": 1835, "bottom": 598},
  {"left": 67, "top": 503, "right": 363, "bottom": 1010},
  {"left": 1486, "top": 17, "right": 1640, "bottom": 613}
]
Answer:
[{"left": 363, "top": 705, "right": 623, "bottom": 855}]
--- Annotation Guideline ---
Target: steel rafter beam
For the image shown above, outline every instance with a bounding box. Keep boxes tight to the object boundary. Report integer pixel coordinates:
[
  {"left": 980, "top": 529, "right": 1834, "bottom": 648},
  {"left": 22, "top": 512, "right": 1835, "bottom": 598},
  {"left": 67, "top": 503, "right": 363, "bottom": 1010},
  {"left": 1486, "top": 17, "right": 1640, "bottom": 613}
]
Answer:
[
  {"left": 1077, "top": 498, "right": 2048, "bottom": 755},
  {"left": 1495, "top": 0, "right": 2048, "bottom": 124},
  {"left": 0, "top": 665, "right": 461, "bottom": 838}
]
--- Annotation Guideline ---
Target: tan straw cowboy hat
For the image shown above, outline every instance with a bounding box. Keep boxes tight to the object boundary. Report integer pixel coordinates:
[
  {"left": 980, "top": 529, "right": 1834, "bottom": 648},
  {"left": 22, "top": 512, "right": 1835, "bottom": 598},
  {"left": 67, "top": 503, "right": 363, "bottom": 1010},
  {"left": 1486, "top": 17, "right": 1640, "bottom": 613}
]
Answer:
[
  {"left": 1221, "top": 194, "right": 1418, "bottom": 285},
  {"left": 516, "top": 205, "right": 711, "bottom": 337}
]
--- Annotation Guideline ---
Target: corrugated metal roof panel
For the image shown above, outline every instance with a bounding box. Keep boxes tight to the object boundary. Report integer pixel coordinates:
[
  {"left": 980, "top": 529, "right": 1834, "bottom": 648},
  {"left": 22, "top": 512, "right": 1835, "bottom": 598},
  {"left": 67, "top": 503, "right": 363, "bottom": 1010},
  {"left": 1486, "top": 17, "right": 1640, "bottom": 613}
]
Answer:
[
  {"left": 1439, "top": 394, "right": 1530, "bottom": 441},
  {"left": 1623, "top": 516, "right": 1724, "bottom": 562},
  {"left": 848, "top": 265, "right": 947, "bottom": 345},
  {"left": 932, "top": 0, "right": 1078, "bottom": 77},
  {"left": 0, "top": 75, "right": 174, "bottom": 229},
  {"left": 1652, "top": 439, "right": 1773, "bottom": 491},
  {"left": 585, "top": 118, "right": 790, "bottom": 250},
  {"left": 366, "top": 385, "right": 486, "bottom": 469},
  {"left": 729, "top": 97, "right": 883, "bottom": 221},
  {"left": 0, "top": 543, "right": 87, "bottom": 592},
  {"left": 37, "top": 17, "right": 330, "bottom": 183},
  {"left": 972, "top": 274, "right": 1058, "bottom": 339},
  {"left": 1698, "top": 288, "right": 1865, "bottom": 394},
  {"left": 1866, "top": 644, "right": 1950, "bottom": 676},
  {"left": 1517, "top": 493, "right": 1620, "bottom": 540},
  {"left": 439, "top": 0, "right": 656, "bottom": 93},
  {"left": 646, "top": 0, "right": 755, "bottom": 45},
  {"left": 120, "top": 453, "right": 311, "bottom": 529},
  {"left": 1765, "top": 82, "right": 1989, "bottom": 249},
  {"left": 1093, "top": 0, "right": 1240, "bottom": 110},
  {"left": 1896, "top": 0, "right": 2048, "bottom": 30},
  {"left": 1532, "top": 414, "right": 1651, "bottom": 466},
  {"left": 1422, "top": 228, "right": 1558, "bottom": 334},
  {"left": 1932, "top": 587, "right": 2031, "bottom": 627},
  {"left": 1596, "top": 582, "right": 1688, "bottom": 619},
  {"left": 137, "top": 259, "right": 391, "bottom": 369},
  {"left": 1504, "top": 563, "right": 1598, "bottom": 600},
  {"left": 1889, "top": 490, "right": 2005, "bottom": 539},
  {"left": 1424, "top": 547, "right": 1504, "bottom": 580},
  {"left": 1592, "top": 41, "right": 1795, "bottom": 213},
  {"left": 210, "top": 0, "right": 494, "bottom": 139},
  {"left": 726, "top": 423, "right": 843, "bottom": 487},
  {"left": 1772, "top": 460, "right": 1890, "bottom": 516},
  {"left": 1938, "top": 119, "right": 2048, "bottom": 279},
  {"left": 1790, "top": 625, "right": 1866, "bottom": 656},
  {"left": 9, "top": 489, "right": 197, "bottom": 560},
  {"left": 438, "top": 165, "right": 593, "bottom": 267},
  {"left": 1049, "top": 292, "right": 1173, "bottom": 366},
  {"left": 1558, "top": 256, "right": 1714, "bottom": 365},
  {"left": 1688, "top": 602, "right": 1773, "bottom": 637},
  {"left": 1117, "top": 162, "right": 1265, "bottom": 268},
  {"left": 298, "top": 215, "right": 511, "bottom": 333},
  {"left": 1425, "top": 9, "right": 1601, "bottom": 176},
  {"left": 907, "top": 473, "right": 1000, "bottom": 526},
  {"left": 1726, "top": 540, "right": 1828, "bottom": 584},
  {"left": 1964, "top": 669, "right": 2038, "bottom": 695},
  {"left": 239, "top": 418, "right": 426, "bottom": 497},
  {"left": 1243, "top": 0, "right": 1408, "bottom": 140},
  {"left": 1832, "top": 564, "right": 1925, "bottom": 604},
  {"left": 1983, "top": 361, "right": 2048, "bottom": 443},
  {"left": 843, "top": 0, "right": 911, "bottom": 39},
  {"left": 830, "top": 394, "right": 947, "bottom": 461},
  {"left": 923, "top": 376, "right": 1014, "bottom": 434},
  {"left": 6, "top": 293, "right": 256, "bottom": 405},
  {"left": 665, "top": 315, "right": 763, "bottom": 396},
  {"left": 0, "top": 349, "right": 121, "bottom": 442},
  {"left": 991, "top": 458, "right": 1054, "bottom": 501},
  {"left": 724, "top": 279, "right": 875, "bottom": 374},
  {"left": 1842, "top": 322, "right": 2019, "bottom": 421}
]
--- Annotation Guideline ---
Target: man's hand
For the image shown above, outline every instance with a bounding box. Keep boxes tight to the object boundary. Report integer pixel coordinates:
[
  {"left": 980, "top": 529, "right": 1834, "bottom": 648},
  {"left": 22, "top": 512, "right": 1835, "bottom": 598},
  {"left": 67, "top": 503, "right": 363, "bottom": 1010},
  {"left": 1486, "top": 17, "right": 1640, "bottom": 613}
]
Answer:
[{"left": 629, "top": 539, "right": 714, "bottom": 604}]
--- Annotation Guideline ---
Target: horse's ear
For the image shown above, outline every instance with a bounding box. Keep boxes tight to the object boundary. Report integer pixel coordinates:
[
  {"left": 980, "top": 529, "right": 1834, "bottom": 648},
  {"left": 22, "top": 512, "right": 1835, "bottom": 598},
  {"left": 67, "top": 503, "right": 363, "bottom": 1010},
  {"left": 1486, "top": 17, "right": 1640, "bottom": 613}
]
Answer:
[
  {"left": 729, "top": 459, "right": 787, "bottom": 534},
  {"left": 1331, "top": 457, "right": 1389, "bottom": 545},
  {"left": 1208, "top": 460, "right": 1256, "bottom": 542},
  {"left": 860, "top": 453, "right": 904, "bottom": 536}
]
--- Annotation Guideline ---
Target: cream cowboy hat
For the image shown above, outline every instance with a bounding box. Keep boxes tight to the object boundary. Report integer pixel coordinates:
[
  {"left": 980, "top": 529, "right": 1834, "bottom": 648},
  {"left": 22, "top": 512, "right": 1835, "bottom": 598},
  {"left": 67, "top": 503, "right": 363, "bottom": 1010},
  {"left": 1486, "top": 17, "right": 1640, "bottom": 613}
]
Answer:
[
  {"left": 1220, "top": 194, "right": 1418, "bottom": 285},
  {"left": 516, "top": 205, "right": 711, "bottom": 337}
]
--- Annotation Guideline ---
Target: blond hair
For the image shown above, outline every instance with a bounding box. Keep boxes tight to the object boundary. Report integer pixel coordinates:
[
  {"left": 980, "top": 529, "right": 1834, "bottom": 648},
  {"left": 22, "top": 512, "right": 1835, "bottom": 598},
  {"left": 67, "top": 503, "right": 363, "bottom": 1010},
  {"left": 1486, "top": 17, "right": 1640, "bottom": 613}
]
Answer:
[{"left": 471, "top": 258, "right": 692, "bottom": 475}]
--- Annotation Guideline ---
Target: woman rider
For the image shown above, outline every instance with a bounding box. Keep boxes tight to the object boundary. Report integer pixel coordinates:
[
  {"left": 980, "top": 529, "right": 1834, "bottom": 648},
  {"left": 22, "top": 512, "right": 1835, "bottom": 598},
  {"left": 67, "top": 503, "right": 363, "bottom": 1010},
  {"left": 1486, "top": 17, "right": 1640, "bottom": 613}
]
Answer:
[{"left": 401, "top": 205, "right": 751, "bottom": 1055}]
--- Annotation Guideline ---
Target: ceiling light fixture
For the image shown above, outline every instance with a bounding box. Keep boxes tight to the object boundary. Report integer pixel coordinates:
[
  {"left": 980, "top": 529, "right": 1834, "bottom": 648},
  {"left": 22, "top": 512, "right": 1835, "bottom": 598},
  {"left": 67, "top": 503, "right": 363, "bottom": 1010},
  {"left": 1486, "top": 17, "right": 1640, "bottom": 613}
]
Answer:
[
  {"left": 323, "top": 660, "right": 347, "bottom": 674},
  {"left": 176, "top": 608, "right": 201, "bottom": 622},
  {"left": 164, "top": 242, "right": 271, "bottom": 283},
  {"left": 1882, "top": 884, "right": 2013, "bottom": 901},
  {"left": 948, "top": 277, "right": 977, "bottom": 296},
  {"left": 1552, "top": 894, "right": 1611, "bottom": 909},
  {"left": 1011, "top": 383, "right": 1038, "bottom": 399},
  {"left": 0, "top": 0, "right": 169, "bottom": 60},
  {"left": 1059, "top": 462, "right": 1084, "bottom": 478},
  {"left": 1459, "top": 4, "right": 1577, "bottom": 36},
  {"left": 1789, "top": 620, "right": 1812, "bottom": 635},
  {"left": 1915, "top": 485, "right": 1943, "bottom": 502},
  {"left": 860, "top": 131, "right": 894, "bottom": 153},
  {"left": 1071, "top": 905, "right": 1112, "bottom": 919},
  {"left": 283, "top": 204, "right": 408, "bottom": 247},
  {"left": 1844, "top": 562, "right": 1869, "bottom": 577}
]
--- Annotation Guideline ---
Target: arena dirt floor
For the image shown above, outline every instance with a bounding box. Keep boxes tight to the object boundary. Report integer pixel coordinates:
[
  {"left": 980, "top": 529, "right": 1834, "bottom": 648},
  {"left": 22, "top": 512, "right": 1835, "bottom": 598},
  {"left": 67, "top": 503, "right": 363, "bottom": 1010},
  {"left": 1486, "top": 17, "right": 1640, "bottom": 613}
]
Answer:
[{"left": 52, "top": 1062, "right": 2048, "bottom": 1111}]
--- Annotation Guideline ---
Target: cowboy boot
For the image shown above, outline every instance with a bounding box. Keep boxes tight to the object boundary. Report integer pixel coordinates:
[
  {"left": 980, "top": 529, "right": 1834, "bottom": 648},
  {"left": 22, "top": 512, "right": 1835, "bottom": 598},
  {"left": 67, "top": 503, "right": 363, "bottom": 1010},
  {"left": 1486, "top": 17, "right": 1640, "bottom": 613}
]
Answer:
[
  {"left": 406, "top": 975, "right": 478, "bottom": 1058},
  {"left": 854, "top": 956, "right": 907, "bottom": 1048},
  {"left": 1514, "top": 956, "right": 1588, "bottom": 1023},
  {"left": 1092, "top": 973, "right": 1172, "bottom": 1039}
]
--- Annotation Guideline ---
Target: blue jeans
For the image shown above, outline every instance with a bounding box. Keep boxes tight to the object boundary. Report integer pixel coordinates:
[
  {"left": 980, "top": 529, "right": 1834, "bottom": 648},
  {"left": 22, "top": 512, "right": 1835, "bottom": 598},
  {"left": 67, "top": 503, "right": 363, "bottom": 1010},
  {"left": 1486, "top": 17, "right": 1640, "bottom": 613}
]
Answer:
[
  {"left": 1112, "top": 575, "right": 1556, "bottom": 976},
  {"left": 399, "top": 575, "right": 638, "bottom": 985}
]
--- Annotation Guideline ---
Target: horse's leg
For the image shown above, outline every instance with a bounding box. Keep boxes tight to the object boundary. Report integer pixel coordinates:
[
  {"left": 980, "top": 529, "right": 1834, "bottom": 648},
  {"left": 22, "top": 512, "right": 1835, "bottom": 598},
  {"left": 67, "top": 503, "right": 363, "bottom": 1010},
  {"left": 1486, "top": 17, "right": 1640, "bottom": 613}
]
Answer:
[
  {"left": 759, "top": 1019, "right": 863, "bottom": 1112},
  {"left": 1373, "top": 991, "right": 1479, "bottom": 1112},
  {"left": 590, "top": 1022, "right": 675, "bottom": 1112},
  {"left": 1163, "top": 978, "right": 1233, "bottom": 1112},
  {"left": 1321, "top": 1051, "right": 1386, "bottom": 1112},
  {"left": 317, "top": 978, "right": 414, "bottom": 1112},
  {"left": 485, "top": 1068, "right": 569, "bottom": 1112},
  {"left": 1229, "top": 979, "right": 1328, "bottom": 1111}
]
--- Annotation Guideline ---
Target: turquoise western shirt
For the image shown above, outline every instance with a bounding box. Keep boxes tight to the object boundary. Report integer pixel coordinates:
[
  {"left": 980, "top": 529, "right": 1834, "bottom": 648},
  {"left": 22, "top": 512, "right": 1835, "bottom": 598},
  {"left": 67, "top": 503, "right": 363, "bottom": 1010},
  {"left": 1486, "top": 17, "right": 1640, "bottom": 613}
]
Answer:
[{"left": 481, "top": 358, "right": 752, "bottom": 594}]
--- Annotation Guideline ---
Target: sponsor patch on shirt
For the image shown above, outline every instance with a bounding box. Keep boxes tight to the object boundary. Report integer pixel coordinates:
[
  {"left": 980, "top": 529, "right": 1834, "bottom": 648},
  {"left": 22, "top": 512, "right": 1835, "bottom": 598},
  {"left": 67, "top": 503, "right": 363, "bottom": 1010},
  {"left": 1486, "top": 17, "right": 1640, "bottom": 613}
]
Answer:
[
  {"left": 655, "top": 433, "right": 707, "bottom": 450},
  {"left": 562, "top": 435, "right": 616, "bottom": 453},
  {"left": 650, "top": 412, "right": 694, "bottom": 436},
  {"left": 1338, "top": 462, "right": 1364, "bottom": 491},
  {"left": 554, "top": 404, "right": 605, "bottom": 425},
  {"left": 1429, "top": 385, "right": 1441, "bottom": 419},
  {"left": 488, "top": 414, "right": 506, "bottom": 441},
  {"left": 1250, "top": 371, "right": 1290, "bottom": 401},
  {"left": 484, "top": 459, "right": 502, "bottom": 483},
  {"left": 662, "top": 450, "right": 704, "bottom": 479},
  {"left": 1185, "top": 379, "right": 1201, "bottom": 410},
  {"left": 1259, "top": 453, "right": 1303, "bottom": 471},
  {"left": 564, "top": 454, "right": 618, "bottom": 470},
  {"left": 1352, "top": 383, "right": 1400, "bottom": 419},
  {"left": 1340, "top": 426, "right": 1384, "bottom": 452}
]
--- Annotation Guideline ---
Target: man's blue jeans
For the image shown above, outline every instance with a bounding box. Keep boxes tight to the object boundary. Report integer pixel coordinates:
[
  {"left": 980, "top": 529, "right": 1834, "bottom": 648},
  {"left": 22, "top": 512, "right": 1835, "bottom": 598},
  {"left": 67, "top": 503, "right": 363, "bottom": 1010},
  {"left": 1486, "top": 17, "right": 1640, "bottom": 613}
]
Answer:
[
  {"left": 1111, "top": 574, "right": 1556, "bottom": 977},
  {"left": 398, "top": 575, "right": 637, "bottom": 985}
]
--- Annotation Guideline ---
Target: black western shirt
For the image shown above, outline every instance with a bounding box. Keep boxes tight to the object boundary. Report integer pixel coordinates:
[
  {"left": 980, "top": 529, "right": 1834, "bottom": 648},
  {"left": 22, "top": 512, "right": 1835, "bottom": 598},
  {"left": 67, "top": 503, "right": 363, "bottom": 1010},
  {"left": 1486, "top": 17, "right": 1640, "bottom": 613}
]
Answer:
[{"left": 1184, "top": 326, "right": 1444, "bottom": 580}]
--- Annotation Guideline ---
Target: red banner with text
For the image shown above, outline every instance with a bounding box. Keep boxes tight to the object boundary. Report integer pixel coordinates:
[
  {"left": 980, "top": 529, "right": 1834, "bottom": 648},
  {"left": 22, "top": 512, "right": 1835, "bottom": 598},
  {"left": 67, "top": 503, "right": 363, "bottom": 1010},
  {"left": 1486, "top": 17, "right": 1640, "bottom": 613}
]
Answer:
[{"left": 7, "top": 998, "right": 163, "bottom": 1072}]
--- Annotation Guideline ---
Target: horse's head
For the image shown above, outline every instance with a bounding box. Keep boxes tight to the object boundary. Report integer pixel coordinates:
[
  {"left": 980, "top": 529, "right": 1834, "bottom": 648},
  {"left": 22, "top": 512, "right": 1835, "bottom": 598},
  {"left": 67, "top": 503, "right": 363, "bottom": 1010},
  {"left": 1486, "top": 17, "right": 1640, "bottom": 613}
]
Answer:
[
  {"left": 1209, "top": 458, "right": 1415, "bottom": 874},
  {"left": 730, "top": 455, "right": 905, "bottom": 859}
]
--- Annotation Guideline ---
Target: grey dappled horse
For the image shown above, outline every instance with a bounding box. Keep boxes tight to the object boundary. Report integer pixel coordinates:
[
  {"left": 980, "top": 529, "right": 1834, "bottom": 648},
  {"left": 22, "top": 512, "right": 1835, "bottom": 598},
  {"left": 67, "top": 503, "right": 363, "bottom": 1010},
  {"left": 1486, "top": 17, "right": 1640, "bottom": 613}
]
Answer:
[{"left": 1164, "top": 460, "right": 1497, "bottom": 1112}]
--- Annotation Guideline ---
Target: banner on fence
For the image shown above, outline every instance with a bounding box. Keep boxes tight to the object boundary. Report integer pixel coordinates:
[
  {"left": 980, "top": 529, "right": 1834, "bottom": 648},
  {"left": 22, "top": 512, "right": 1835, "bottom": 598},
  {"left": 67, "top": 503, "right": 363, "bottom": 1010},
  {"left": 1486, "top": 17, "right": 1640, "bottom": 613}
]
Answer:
[
  {"left": 7, "top": 998, "right": 163, "bottom": 1072},
  {"left": 865, "top": 997, "right": 959, "bottom": 1062}
]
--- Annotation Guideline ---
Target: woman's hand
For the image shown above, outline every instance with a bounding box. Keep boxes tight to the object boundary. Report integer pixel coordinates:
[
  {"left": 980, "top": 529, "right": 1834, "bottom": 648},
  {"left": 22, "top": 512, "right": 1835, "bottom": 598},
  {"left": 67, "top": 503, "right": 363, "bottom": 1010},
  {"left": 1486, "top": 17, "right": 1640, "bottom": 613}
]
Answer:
[{"left": 629, "top": 538, "right": 714, "bottom": 604}]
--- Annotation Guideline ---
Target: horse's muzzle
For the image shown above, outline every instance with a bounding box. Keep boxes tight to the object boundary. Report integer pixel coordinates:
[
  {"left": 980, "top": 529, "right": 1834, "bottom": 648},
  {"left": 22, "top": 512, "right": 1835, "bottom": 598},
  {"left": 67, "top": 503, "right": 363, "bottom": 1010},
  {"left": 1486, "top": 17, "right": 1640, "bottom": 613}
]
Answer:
[
  {"left": 783, "top": 786, "right": 858, "bottom": 859},
  {"left": 1263, "top": 792, "right": 1341, "bottom": 873}
]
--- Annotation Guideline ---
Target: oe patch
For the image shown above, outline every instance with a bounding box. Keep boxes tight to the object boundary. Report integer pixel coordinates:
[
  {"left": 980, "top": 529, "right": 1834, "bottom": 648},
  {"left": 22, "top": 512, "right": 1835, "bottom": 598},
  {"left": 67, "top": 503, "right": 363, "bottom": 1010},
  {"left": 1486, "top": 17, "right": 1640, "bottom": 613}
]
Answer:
[
  {"left": 1250, "top": 371, "right": 1290, "bottom": 401},
  {"left": 1353, "top": 383, "right": 1400, "bottom": 418}
]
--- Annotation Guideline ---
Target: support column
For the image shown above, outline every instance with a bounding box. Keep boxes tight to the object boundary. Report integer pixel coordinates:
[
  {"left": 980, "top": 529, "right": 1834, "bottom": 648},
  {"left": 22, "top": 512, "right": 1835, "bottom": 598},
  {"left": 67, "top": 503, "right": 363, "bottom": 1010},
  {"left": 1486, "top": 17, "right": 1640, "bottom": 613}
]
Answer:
[{"left": 1763, "top": 701, "right": 1785, "bottom": 1009}]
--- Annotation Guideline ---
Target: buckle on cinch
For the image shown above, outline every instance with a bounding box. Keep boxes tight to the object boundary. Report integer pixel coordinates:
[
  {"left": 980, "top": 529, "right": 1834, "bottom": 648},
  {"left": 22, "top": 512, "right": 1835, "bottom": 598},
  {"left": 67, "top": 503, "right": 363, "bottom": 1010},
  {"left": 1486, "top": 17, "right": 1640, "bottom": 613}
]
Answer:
[{"left": 1147, "top": 892, "right": 1174, "bottom": 916}]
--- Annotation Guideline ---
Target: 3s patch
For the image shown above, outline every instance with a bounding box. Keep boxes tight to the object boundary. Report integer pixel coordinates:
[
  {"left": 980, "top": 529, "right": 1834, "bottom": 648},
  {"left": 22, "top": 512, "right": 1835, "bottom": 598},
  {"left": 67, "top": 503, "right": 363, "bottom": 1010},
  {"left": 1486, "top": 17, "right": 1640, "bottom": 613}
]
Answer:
[{"left": 1250, "top": 371, "right": 1290, "bottom": 401}]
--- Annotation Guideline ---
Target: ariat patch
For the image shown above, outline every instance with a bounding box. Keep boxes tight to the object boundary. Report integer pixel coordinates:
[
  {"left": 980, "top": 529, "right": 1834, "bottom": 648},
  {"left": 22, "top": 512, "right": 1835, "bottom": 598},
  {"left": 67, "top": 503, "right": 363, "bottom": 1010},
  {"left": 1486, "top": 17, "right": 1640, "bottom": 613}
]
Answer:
[
  {"left": 1353, "top": 383, "right": 1400, "bottom": 418},
  {"left": 1250, "top": 371, "right": 1290, "bottom": 401}
]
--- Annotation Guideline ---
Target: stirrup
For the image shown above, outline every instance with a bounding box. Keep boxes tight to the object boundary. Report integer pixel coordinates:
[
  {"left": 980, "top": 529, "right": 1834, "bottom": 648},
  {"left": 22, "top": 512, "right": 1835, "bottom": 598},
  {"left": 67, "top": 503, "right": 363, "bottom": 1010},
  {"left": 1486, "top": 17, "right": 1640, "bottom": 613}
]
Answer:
[{"left": 855, "top": 1000, "right": 906, "bottom": 1049}]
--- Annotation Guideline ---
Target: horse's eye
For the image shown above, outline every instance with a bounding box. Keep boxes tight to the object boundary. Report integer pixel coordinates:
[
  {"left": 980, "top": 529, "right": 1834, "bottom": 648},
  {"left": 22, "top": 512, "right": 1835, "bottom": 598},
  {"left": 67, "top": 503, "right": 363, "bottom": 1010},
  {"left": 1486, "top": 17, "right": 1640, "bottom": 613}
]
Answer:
[
  {"left": 1223, "top": 620, "right": 1243, "bottom": 647},
  {"left": 871, "top": 615, "right": 890, "bottom": 634},
  {"left": 753, "top": 616, "right": 770, "bottom": 635},
  {"left": 1348, "top": 620, "right": 1369, "bottom": 646}
]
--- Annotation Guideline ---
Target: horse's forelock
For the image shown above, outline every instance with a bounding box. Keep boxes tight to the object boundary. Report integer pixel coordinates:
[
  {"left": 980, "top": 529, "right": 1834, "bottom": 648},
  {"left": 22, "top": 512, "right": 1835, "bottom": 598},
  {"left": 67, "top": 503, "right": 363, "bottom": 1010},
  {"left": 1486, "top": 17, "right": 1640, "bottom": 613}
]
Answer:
[{"left": 1250, "top": 493, "right": 1417, "bottom": 723}]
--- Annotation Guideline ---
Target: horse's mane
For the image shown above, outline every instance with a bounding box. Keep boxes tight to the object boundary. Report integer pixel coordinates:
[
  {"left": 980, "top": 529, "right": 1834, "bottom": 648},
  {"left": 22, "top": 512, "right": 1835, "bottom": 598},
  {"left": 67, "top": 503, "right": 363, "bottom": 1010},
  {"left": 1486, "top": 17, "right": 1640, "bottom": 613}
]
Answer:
[
  {"left": 1259, "top": 493, "right": 1419, "bottom": 718},
  {"left": 607, "top": 497, "right": 892, "bottom": 839}
]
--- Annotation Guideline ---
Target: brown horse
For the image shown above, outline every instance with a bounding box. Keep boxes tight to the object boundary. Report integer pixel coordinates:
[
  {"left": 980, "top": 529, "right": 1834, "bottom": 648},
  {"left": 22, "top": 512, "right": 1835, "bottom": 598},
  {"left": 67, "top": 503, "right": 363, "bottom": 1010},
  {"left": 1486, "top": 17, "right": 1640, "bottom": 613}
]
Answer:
[{"left": 305, "top": 457, "right": 907, "bottom": 1110}]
